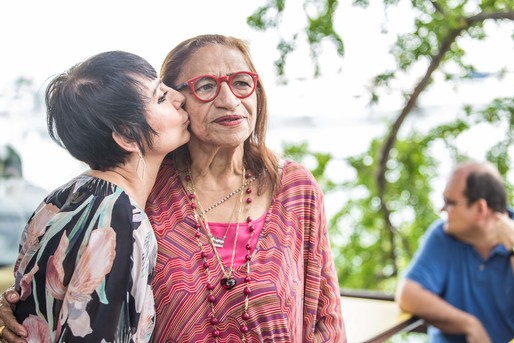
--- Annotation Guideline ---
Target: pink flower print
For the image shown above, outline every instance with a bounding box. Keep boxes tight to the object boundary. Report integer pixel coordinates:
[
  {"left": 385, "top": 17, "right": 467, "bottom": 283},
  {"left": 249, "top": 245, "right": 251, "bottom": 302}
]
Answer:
[
  {"left": 23, "top": 314, "right": 51, "bottom": 343},
  {"left": 19, "top": 264, "right": 39, "bottom": 301},
  {"left": 134, "top": 285, "right": 156, "bottom": 342},
  {"left": 59, "top": 227, "right": 117, "bottom": 337},
  {"left": 17, "top": 203, "right": 59, "bottom": 274},
  {"left": 46, "top": 232, "right": 69, "bottom": 300},
  {"left": 66, "top": 300, "right": 94, "bottom": 338}
]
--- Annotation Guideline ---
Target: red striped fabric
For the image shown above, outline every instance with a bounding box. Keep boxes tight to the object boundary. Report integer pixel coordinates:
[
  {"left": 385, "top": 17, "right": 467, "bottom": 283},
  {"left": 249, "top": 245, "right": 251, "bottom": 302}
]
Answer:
[{"left": 146, "top": 159, "right": 346, "bottom": 342}]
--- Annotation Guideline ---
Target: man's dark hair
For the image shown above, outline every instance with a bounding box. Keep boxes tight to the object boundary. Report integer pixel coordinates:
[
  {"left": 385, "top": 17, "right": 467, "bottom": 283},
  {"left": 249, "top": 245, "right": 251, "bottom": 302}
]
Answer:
[{"left": 464, "top": 170, "right": 507, "bottom": 213}]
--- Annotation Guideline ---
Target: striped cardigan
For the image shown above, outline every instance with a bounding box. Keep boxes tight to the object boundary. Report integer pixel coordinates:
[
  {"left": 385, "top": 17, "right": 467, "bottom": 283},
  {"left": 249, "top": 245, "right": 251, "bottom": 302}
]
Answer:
[{"left": 146, "top": 159, "right": 346, "bottom": 342}]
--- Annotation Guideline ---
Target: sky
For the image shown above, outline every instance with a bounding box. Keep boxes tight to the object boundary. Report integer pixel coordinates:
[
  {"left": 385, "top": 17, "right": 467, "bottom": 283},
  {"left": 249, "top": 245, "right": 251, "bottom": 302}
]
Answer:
[
  {"left": 0, "top": 1, "right": 268, "bottom": 82},
  {"left": 0, "top": 0, "right": 423, "bottom": 100},
  {"left": 1, "top": 0, "right": 513, "bottom": 194},
  {"left": 2, "top": 1, "right": 512, "bottom": 108}
]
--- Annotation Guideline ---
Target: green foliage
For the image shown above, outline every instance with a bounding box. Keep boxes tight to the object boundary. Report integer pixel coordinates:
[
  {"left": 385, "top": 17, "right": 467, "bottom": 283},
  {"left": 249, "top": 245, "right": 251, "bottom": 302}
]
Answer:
[
  {"left": 293, "top": 133, "right": 441, "bottom": 291},
  {"left": 275, "top": 37, "right": 297, "bottom": 80},
  {"left": 282, "top": 96, "right": 514, "bottom": 291},
  {"left": 282, "top": 142, "right": 338, "bottom": 191},
  {"left": 304, "top": 0, "right": 344, "bottom": 76},
  {"left": 252, "top": 0, "right": 514, "bottom": 293},
  {"left": 247, "top": 0, "right": 286, "bottom": 30},
  {"left": 247, "top": 0, "right": 344, "bottom": 78}
]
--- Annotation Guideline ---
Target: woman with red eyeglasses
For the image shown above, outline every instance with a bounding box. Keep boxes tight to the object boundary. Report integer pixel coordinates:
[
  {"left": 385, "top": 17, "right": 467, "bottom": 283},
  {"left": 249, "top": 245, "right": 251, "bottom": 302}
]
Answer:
[{"left": 0, "top": 34, "right": 345, "bottom": 343}]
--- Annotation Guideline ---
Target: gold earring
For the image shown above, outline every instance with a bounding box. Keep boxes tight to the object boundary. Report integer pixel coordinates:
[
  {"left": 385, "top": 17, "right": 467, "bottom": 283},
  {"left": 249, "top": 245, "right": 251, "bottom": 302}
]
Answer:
[{"left": 136, "top": 150, "right": 146, "bottom": 180}]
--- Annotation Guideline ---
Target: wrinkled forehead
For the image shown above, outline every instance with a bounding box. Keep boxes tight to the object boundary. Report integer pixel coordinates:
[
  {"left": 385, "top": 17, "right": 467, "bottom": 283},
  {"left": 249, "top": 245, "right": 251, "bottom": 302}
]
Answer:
[{"left": 178, "top": 45, "right": 251, "bottom": 81}]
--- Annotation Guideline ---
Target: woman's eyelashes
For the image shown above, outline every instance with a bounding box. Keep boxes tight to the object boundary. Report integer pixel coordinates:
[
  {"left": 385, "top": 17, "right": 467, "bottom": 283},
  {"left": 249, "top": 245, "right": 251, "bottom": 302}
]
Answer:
[{"left": 158, "top": 91, "right": 168, "bottom": 104}]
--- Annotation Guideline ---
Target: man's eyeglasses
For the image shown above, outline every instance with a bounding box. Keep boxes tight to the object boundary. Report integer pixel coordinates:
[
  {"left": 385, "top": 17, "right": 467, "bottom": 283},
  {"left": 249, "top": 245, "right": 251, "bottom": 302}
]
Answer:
[
  {"left": 174, "top": 71, "right": 259, "bottom": 103},
  {"left": 442, "top": 197, "right": 469, "bottom": 210}
]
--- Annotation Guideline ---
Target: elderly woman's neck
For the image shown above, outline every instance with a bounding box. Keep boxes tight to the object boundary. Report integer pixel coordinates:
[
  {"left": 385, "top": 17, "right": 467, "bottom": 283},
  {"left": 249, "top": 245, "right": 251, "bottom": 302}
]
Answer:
[{"left": 189, "top": 146, "right": 245, "bottom": 178}]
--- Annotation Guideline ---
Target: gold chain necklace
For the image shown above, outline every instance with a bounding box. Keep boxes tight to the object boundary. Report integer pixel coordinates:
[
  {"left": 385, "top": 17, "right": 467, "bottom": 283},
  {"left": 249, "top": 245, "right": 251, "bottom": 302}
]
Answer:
[
  {"left": 200, "top": 175, "right": 256, "bottom": 215},
  {"left": 186, "top": 167, "right": 246, "bottom": 282}
]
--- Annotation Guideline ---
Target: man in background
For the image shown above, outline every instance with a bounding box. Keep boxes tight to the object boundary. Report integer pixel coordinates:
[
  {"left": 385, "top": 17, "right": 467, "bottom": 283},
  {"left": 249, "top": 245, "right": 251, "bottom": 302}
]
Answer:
[{"left": 396, "top": 161, "right": 514, "bottom": 343}]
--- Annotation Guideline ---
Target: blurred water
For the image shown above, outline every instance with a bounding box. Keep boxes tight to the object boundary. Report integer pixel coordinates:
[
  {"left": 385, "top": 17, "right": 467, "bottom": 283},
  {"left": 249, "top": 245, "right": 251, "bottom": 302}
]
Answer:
[{"left": 0, "top": 73, "right": 513, "bottom": 265}]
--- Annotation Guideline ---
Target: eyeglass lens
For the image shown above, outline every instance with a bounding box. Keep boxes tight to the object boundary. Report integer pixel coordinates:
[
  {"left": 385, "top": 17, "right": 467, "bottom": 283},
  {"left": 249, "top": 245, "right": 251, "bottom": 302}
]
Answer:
[
  {"left": 193, "top": 72, "right": 256, "bottom": 101},
  {"left": 442, "top": 198, "right": 468, "bottom": 209}
]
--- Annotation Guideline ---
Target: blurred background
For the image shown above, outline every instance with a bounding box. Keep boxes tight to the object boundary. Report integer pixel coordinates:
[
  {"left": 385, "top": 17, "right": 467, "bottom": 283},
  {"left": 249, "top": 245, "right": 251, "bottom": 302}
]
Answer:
[{"left": 1, "top": 1, "right": 513, "bottom": 340}]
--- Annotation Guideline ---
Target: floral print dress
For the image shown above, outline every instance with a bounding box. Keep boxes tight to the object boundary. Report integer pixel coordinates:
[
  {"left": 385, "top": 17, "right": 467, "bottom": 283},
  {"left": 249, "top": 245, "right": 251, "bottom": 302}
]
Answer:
[{"left": 13, "top": 175, "right": 157, "bottom": 343}]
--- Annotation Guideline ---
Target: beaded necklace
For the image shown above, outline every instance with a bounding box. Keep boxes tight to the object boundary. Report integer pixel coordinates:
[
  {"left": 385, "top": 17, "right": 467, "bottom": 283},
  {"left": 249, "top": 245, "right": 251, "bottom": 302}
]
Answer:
[
  {"left": 185, "top": 167, "right": 256, "bottom": 341},
  {"left": 188, "top": 169, "right": 244, "bottom": 283},
  {"left": 200, "top": 175, "right": 256, "bottom": 216}
]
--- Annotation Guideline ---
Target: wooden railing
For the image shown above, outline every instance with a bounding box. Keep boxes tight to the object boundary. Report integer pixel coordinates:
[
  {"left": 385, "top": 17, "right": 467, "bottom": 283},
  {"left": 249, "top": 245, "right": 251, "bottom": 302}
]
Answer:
[{"left": 340, "top": 288, "right": 426, "bottom": 342}]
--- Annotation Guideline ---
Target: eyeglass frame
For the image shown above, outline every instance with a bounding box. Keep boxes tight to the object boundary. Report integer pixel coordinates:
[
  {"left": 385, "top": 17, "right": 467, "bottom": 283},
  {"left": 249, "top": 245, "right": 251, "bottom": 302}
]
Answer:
[
  {"left": 173, "top": 71, "right": 259, "bottom": 103},
  {"left": 441, "top": 197, "right": 471, "bottom": 210}
]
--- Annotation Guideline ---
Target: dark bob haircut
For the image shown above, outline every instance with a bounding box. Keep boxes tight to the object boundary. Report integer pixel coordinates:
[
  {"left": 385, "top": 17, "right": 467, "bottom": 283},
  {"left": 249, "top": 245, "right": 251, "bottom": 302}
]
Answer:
[{"left": 46, "top": 50, "right": 158, "bottom": 171}]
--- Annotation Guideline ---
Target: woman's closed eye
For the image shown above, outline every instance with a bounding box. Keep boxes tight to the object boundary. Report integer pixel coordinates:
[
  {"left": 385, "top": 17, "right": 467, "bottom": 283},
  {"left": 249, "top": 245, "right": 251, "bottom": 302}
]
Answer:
[{"left": 158, "top": 91, "right": 168, "bottom": 104}]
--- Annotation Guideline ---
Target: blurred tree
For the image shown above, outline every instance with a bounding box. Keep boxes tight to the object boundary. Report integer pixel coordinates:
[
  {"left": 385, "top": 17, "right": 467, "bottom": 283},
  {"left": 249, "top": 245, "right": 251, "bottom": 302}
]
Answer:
[
  {"left": 248, "top": 0, "right": 344, "bottom": 78},
  {"left": 249, "top": 0, "right": 514, "bottom": 291}
]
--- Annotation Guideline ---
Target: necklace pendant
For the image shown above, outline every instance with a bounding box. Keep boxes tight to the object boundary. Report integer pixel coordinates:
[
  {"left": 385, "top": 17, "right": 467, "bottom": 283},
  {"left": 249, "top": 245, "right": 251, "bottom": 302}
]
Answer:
[
  {"left": 221, "top": 277, "right": 237, "bottom": 290},
  {"left": 212, "top": 236, "right": 225, "bottom": 248}
]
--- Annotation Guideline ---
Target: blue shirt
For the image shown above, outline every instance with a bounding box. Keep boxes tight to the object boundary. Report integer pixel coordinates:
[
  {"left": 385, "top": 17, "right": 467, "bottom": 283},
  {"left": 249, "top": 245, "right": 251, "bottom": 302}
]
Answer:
[{"left": 404, "top": 220, "right": 514, "bottom": 343}]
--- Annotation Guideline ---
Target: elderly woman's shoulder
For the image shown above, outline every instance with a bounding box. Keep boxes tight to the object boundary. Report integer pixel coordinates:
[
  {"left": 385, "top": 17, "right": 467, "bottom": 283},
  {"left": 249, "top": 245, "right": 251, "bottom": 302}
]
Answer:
[
  {"left": 281, "top": 159, "right": 319, "bottom": 183},
  {"left": 282, "top": 159, "right": 310, "bottom": 172}
]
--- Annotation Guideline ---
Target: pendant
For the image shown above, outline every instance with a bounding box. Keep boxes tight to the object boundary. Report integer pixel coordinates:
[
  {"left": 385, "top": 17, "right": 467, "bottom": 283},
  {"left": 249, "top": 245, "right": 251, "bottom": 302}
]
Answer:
[
  {"left": 221, "top": 277, "right": 237, "bottom": 290},
  {"left": 212, "top": 236, "right": 225, "bottom": 248}
]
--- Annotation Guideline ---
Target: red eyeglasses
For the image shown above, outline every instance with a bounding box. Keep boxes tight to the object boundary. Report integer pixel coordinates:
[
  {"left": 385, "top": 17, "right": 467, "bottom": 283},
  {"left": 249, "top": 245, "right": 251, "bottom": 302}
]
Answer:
[{"left": 174, "top": 71, "right": 259, "bottom": 103}]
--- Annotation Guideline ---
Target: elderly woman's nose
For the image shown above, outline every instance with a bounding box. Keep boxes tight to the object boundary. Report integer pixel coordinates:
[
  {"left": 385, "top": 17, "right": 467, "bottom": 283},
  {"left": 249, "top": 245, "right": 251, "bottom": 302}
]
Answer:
[{"left": 215, "top": 82, "right": 240, "bottom": 107}]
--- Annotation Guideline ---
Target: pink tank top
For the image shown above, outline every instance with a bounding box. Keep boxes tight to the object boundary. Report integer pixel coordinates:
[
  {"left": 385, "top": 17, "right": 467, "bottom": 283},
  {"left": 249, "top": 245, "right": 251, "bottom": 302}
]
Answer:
[{"left": 207, "top": 211, "right": 266, "bottom": 267}]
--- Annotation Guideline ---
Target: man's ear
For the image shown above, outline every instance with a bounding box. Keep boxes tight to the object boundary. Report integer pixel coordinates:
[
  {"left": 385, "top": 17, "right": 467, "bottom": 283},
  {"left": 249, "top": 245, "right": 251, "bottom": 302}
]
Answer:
[
  {"left": 476, "top": 198, "right": 488, "bottom": 211},
  {"left": 112, "top": 131, "right": 139, "bottom": 153},
  {"left": 474, "top": 198, "right": 491, "bottom": 221}
]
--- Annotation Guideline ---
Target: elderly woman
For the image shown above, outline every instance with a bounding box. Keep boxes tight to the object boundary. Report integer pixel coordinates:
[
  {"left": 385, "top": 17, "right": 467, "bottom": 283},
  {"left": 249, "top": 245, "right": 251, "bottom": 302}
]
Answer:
[
  {"left": 148, "top": 34, "right": 345, "bottom": 342},
  {"left": 0, "top": 51, "right": 190, "bottom": 342},
  {"left": 0, "top": 35, "right": 345, "bottom": 343}
]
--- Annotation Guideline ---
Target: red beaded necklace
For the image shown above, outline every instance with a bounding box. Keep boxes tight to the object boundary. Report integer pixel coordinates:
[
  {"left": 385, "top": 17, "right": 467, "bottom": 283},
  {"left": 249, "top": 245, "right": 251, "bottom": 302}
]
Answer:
[{"left": 185, "top": 167, "right": 256, "bottom": 341}]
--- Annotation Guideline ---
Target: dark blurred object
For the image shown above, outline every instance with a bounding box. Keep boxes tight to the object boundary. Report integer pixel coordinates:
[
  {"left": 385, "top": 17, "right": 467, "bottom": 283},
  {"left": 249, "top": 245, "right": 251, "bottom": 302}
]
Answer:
[
  {"left": 0, "top": 145, "right": 47, "bottom": 266},
  {"left": 0, "top": 196, "right": 25, "bottom": 266}
]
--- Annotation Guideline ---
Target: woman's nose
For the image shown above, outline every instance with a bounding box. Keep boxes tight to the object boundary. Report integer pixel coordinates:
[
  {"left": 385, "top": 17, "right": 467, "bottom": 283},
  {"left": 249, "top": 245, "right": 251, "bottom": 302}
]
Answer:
[{"left": 214, "top": 82, "right": 240, "bottom": 108}]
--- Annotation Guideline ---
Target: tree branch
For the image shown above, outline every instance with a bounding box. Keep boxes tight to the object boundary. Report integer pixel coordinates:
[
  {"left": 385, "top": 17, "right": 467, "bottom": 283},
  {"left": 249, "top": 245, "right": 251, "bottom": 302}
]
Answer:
[
  {"left": 428, "top": 0, "right": 445, "bottom": 15},
  {"left": 466, "top": 10, "right": 514, "bottom": 24},
  {"left": 374, "top": 9, "right": 514, "bottom": 275}
]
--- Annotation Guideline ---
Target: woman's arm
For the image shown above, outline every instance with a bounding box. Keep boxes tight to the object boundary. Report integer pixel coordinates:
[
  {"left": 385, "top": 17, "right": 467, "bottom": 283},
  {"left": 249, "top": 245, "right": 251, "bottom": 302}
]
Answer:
[
  {"left": 302, "top": 175, "right": 345, "bottom": 342},
  {"left": 313, "top": 198, "right": 345, "bottom": 342}
]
